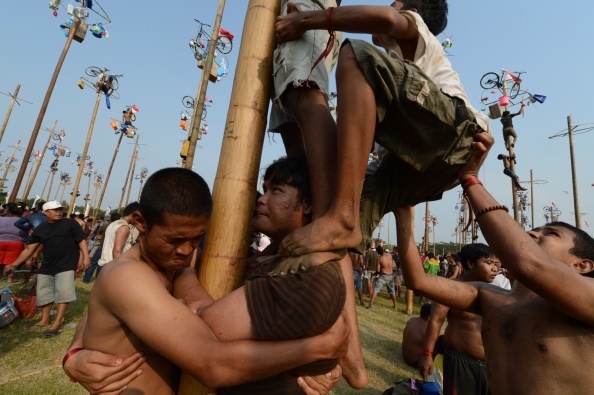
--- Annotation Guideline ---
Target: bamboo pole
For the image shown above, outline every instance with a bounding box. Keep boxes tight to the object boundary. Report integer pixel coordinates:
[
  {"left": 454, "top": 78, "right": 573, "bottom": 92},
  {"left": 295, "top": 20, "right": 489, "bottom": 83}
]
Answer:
[
  {"left": 405, "top": 206, "right": 414, "bottom": 315},
  {"left": 22, "top": 120, "right": 58, "bottom": 202},
  {"left": 60, "top": 182, "right": 68, "bottom": 203},
  {"left": 9, "top": 18, "right": 81, "bottom": 203},
  {"left": 46, "top": 170, "right": 57, "bottom": 201},
  {"left": 68, "top": 90, "right": 102, "bottom": 214},
  {"left": 567, "top": 116, "right": 581, "bottom": 229},
  {"left": 92, "top": 132, "right": 124, "bottom": 228},
  {"left": 177, "top": 0, "right": 279, "bottom": 393},
  {"left": 124, "top": 149, "right": 138, "bottom": 207},
  {"left": 40, "top": 171, "right": 51, "bottom": 200},
  {"left": 54, "top": 181, "right": 63, "bottom": 201},
  {"left": 117, "top": 135, "right": 139, "bottom": 214},
  {"left": 183, "top": 0, "right": 226, "bottom": 169},
  {"left": 0, "top": 140, "right": 21, "bottom": 193},
  {"left": 0, "top": 84, "right": 21, "bottom": 145}
]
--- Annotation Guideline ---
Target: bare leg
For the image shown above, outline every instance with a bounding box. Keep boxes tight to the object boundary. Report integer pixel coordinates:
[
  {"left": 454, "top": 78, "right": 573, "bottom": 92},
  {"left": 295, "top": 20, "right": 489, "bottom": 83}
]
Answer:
[
  {"left": 366, "top": 278, "right": 372, "bottom": 298},
  {"left": 280, "top": 43, "right": 376, "bottom": 257},
  {"left": 280, "top": 122, "right": 305, "bottom": 158},
  {"left": 35, "top": 303, "right": 52, "bottom": 327},
  {"left": 336, "top": 255, "right": 368, "bottom": 388},
  {"left": 367, "top": 292, "right": 378, "bottom": 308},
  {"left": 48, "top": 302, "right": 68, "bottom": 331},
  {"left": 390, "top": 294, "right": 397, "bottom": 309},
  {"left": 357, "top": 289, "right": 364, "bottom": 306}
]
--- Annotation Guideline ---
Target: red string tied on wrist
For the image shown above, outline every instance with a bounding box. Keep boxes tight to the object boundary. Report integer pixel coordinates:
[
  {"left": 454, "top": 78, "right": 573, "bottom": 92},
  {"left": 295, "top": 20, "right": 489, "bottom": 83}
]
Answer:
[{"left": 63, "top": 347, "right": 85, "bottom": 383}]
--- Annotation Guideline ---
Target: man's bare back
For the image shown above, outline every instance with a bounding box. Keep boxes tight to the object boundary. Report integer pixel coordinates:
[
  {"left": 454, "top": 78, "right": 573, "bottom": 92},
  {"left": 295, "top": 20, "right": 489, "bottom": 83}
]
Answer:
[
  {"left": 377, "top": 251, "right": 394, "bottom": 274},
  {"left": 402, "top": 316, "right": 428, "bottom": 367}
]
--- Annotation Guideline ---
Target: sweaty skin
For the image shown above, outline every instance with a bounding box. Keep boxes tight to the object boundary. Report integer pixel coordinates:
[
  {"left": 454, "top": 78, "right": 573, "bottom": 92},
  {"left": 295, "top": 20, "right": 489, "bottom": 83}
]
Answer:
[{"left": 397, "top": 132, "right": 594, "bottom": 395}]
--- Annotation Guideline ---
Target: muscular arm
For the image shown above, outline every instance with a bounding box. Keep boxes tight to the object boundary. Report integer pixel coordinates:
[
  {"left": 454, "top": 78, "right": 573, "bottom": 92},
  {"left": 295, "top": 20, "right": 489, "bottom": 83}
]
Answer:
[
  {"left": 418, "top": 303, "right": 448, "bottom": 380},
  {"left": 395, "top": 207, "right": 482, "bottom": 314},
  {"left": 101, "top": 263, "right": 347, "bottom": 388},
  {"left": 461, "top": 132, "right": 594, "bottom": 326},
  {"left": 276, "top": 4, "right": 418, "bottom": 43},
  {"left": 112, "top": 226, "right": 130, "bottom": 259}
]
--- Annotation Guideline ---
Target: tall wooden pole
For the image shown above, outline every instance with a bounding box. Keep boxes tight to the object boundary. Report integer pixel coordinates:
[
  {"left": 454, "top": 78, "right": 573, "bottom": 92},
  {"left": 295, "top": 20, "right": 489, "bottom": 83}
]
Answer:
[
  {"left": 84, "top": 173, "right": 93, "bottom": 210},
  {"left": 117, "top": 135, "right": 139, "bottom": 214},
  {"left": 530, "top": 169, "right": 535, "bottom": 227},
  {"left": 9, "top": 18, "right": 81, "bottom": 203},
  {"left": 40, "top": 171, "right": 51, "bottom": 200},
  {"left": 0, "top": 140, "right": 21, "bottom": 192},
  {"left": 405, "top": 206, "right": 414, "bottom": 315},
  {"left": 0, "top": 84, "right": 21, "bottom": 145},
  {"left": 178, "top": 0, "right": 279, "bottom": 393},
  {"left": 423, "top": 202, "right": 429, "bottom": 252},
  {"left": 183, "top": 0, "right": 227, "bottom": 169},
  {"left": 46, "top": 170, "right": 58, "bottom": 201},
  {"left": 68, "top": 90, "right": 102, "bottom": 214},
  {"left": 54, "top": 181, "right": 63, "bottom": 201},
  {"left": 567, "top": 116, "right": 581, "bottom": 229},
  {"left": 92, "top": 132, "right": 124, "bottom": 227},
  {"left": 501, "top": 81, "right": 520, "bottom": 222},
  {"left": 124, "top": 149, "right": 138, "bottom": 207},
  {"left": 60, "top": 182, "right": 68, "bottom": 203},
  {"left": 22, "top": 120, "right": 58, "bottom": 202}
]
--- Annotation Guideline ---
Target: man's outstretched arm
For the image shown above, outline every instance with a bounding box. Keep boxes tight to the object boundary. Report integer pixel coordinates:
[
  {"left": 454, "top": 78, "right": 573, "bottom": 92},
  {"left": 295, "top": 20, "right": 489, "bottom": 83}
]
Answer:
[
  {"left": 460, "top": 132, "right": 594, "bottom": 326},
  {"left": 395, "top": 207, "right": 481, "bottom": 314}
]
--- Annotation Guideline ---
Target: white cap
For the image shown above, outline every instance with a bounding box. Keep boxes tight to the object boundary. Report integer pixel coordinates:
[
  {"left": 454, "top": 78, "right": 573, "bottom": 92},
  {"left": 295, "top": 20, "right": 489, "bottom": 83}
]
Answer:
[{"left": 43, "top": 201, "right": 64, "bottom": 211}]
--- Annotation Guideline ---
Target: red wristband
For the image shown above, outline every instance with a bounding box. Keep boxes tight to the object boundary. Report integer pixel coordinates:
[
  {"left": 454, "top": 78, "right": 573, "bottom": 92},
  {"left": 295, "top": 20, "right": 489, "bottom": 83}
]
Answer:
[
  {"left": 326, "top": 7, "right": 335, "bottom": 34},
  {"left": 460, "top": 176, "right": 483, "bottom": 190},
  {"left": 63, "top": 347, "right": 85, "bottom": 383},
  {"left": 422, "top": 348, "right": 433, "bottom": 357}
]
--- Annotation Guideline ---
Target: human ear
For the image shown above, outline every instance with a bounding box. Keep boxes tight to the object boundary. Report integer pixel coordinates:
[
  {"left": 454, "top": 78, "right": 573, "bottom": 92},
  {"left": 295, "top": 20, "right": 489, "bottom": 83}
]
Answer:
[
  {"left": 302, "top": 201, "right": 313, "bottom": 216},
  {"left": 130, "top": 211, "right": 147, "bottom": 233},
  {"left": 574, "top": 259, "right": 594, "bottom": 276}
]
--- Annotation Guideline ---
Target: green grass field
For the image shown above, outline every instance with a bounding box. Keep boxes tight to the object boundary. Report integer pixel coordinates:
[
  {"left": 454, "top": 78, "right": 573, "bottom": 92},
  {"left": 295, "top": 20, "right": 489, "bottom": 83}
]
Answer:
[{"left": 0, "top": 277, "right": 421, "bottom": 394}]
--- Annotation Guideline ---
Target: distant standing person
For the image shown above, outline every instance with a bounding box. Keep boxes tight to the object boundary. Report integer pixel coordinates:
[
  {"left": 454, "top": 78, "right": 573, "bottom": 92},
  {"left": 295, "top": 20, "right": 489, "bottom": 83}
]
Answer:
[
  {"left": 367, "top": 246, "right": 397, "bottom": 309},
  {"left": 98, "top": 203, "right": 139, "bottom": 268},
  {"left": 0, "top": 203, "right": 26, "bottom": 280},
  {"left": 5, "top": 201, "right": 90, "bottom": 337}
]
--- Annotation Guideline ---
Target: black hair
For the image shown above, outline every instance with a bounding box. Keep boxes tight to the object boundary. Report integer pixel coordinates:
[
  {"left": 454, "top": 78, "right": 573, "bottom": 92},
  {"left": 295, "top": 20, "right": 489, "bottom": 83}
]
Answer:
[
  {"left": 427, "top": 252, "right": 435, "bottom": 259},
  {"left": 399, "top": 0, "right": 448, "bottom": 35},
  {"left": 366, "top": 243, "right": 372, "bottom": 249},
  {"left": 110, "top": 213, "right": 121, "bottom": 221},
  {"left": 6, "top": 202, "right": 21, "bottom": 216},
  {"left": 502, "top": 111, "right": 510, "bottom": 116},
  {"left": 459, "top": 243, "right": 495, "bottom": 270},
  {"left": 263, "top": 156, "right": 311, "bottom": 203},
  {"left": 420, "top": 302, "right": 432, "bottom": 318},
  {"left": 123, "top": 201, "right": 140, "bottom": 217},
  {"left": 546, "top": 222, "right": 594, "bottom": 278},
  {"left": 139, "top": 167, "right": 212, "bottom": 227},
  {"left": 37, "top": 201, "right": 46, "bottom": 211},
  {"left": 497, "top": 154, "right": 504, "bottom": 160},
  {"left": 377, "top": 245, "right": 384, "bottom": 255}
]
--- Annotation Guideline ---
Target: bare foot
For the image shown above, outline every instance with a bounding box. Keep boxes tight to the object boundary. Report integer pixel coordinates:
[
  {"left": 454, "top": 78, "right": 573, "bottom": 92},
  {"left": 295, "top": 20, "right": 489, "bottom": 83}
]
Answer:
[
  {"left": 279, "top": 216, "right": 362, "bottom": 257},
  {"left": 269, "top": 250, "right": 347, "bottom": 276}
]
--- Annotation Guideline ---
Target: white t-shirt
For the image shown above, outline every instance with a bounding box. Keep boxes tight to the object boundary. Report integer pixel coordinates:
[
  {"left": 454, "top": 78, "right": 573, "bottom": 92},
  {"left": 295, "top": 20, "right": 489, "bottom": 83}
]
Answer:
[
  {"left": 374, "top": 11, "right": 490, "bottom": 133},
  {"left": 98, "top": 219, "right": 139, "bottom": 266}
]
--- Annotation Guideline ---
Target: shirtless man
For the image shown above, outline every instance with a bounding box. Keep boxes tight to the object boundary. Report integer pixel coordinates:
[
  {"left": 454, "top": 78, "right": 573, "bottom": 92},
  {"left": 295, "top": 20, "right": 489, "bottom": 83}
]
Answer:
[
  {"left": 367, "top": 246, "right": 397, "bottom": 309},
  {"left": 396, "top": 131, "right": 594, "bottom": 394},
  {"left": 402, "top": 302, "right": 432, "bottom": 367},
  {"left": 350, "top": 251, "right": 366, "bottom": 306},
  {"left": 63, "top": 168, "right": 348, "bottom": 394},
  {"left": 418, "top": 243, "right": 499, "bottom": 395}
]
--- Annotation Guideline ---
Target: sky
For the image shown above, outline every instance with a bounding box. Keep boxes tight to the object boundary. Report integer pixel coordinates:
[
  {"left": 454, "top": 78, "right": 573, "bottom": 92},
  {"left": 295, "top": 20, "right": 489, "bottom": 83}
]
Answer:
[{"left": 1, "top": 0, "right": 593, "bottom": 246}]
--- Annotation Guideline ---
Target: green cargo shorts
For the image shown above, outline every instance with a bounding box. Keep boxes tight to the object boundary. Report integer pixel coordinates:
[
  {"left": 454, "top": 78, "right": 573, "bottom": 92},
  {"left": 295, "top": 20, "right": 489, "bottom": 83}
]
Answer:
[{"left": 347, "top": 39, "right": 483, "bottom": 253}]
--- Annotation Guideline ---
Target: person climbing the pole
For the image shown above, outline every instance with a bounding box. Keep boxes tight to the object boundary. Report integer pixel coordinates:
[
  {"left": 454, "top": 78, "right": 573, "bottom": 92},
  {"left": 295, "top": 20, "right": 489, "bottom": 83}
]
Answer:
[
  {"left": 497, "top": 153, "right": 527, "bottom": 191},
  {"left": 274, "top": 0, "right": 489, "bottom": 271},
  {"left": 500, "top": 104, "right": 524, "bottom": 150}
]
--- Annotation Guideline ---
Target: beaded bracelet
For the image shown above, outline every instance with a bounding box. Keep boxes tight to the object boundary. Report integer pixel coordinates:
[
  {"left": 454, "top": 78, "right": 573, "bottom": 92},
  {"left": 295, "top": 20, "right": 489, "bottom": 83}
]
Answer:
[
  {"left": 460, "top": 176, "right": 483, "bottom": 190},
  {"left": 476, "top": 205, "right": 509, "bottom": 218},
  {"left": 63, "top": 347, "right": 85, "bottom": 383}
]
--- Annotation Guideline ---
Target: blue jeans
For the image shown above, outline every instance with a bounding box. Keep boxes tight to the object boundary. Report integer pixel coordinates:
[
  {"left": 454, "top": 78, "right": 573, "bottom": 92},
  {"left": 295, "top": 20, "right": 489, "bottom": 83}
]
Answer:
[{"left": 82, "top": 247, "right": 102, "bottom": 283}]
